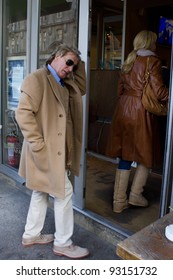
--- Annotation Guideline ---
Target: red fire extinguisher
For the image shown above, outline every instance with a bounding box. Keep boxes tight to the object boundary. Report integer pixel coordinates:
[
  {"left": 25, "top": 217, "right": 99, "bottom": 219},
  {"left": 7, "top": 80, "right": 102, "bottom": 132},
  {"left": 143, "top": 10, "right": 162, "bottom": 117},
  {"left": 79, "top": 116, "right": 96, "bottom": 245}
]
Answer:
[{"left": 7, "top": 132, "right": 20, "bottom": 168}]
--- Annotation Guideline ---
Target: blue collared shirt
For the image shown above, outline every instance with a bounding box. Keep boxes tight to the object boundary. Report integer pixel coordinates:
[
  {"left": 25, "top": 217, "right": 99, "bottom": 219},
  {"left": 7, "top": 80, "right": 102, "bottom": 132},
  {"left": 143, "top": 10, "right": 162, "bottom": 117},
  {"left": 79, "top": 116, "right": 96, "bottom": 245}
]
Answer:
[{"left": 47, "top": 64, "right": 64, "bottom": 87}]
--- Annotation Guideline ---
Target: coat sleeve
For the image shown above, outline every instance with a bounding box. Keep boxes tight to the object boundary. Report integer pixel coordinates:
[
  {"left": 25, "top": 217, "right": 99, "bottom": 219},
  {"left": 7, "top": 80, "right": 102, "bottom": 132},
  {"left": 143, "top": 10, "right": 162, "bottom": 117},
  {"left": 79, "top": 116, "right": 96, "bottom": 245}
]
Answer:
[
  {"left": 149, "top": 57, "right": 169, "bottom": 102},
  {"left": 73, "top": 61, "right": 86, "bottom": 95},
  {"left": 117, "top": 73, "right": 124, "bottom": 96},
  {"left": 15, "top": 74, "right": 45, "bottom": 152},
  {"left": 65, "top": 60, "right": 86, "bottom": 96}
]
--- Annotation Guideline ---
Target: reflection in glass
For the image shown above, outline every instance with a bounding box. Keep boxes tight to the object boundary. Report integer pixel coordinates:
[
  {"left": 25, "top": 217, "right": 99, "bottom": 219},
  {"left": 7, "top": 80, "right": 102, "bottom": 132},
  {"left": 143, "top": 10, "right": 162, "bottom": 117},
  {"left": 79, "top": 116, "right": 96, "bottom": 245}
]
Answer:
[
  {"left": 2, "top": 0, "right": 27, "bottom": 169},
  {"left": 39, "top": 0, "right": 79, "bottom": 67}
]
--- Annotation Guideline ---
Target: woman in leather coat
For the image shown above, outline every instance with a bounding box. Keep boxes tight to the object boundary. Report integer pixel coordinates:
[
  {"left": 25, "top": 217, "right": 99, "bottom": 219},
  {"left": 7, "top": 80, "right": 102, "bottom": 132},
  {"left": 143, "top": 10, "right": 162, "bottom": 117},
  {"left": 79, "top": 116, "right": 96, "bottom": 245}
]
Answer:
[{"left": 106, "top": 30, "right": 169, "bottom": 213}]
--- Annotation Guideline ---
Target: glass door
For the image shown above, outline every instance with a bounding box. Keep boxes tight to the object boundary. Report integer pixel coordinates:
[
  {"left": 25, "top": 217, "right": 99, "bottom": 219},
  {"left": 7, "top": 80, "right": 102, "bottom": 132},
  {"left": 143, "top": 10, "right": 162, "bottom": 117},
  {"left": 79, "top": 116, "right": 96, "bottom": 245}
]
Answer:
[{"left": 103, "top": 15, "right": 123, "bottom": 70}]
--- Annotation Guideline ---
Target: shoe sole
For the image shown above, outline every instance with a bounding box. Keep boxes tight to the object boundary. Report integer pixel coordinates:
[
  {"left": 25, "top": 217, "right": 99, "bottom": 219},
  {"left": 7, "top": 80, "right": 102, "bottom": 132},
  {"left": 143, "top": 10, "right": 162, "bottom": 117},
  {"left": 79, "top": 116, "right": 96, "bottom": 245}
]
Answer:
[
  {"left": 113, "top": 205, "right": 130, "bottom": 213},
  {"left": 22, "top": 239, "right": 54, "bottom": 247},
  {"left": 53, "top": 250, "right": 90, "bottom": 259},
  {"left": 129, "top": 202, "right": 148, "bottom": 207}
]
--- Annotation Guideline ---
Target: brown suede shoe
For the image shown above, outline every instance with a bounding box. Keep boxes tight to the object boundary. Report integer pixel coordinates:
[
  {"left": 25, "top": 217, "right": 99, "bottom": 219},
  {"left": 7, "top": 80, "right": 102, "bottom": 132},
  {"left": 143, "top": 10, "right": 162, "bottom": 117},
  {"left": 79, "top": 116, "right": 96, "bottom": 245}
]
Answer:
[
  {"left": 53, "top": 244, "right": 89, "bottom": 259},
  {"left": 22, "top": 234, "right": 54, "bottom": 246}
]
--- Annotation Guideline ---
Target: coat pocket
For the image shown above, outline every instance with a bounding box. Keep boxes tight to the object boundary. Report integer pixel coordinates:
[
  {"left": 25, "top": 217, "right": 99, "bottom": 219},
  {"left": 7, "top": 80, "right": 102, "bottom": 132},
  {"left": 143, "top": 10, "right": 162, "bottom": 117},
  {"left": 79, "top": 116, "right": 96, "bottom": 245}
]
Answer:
[{"left": 31, "top": 145, "right": 48, "bottom": 172}]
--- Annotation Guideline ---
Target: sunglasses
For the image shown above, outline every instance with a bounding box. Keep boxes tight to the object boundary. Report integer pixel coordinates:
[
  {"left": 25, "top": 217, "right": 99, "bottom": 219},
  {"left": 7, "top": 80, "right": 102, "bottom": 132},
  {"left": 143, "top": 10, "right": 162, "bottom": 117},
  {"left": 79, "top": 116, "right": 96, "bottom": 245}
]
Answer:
[{"left": 66, "top": 59, "right": 78, "bottom": 71}]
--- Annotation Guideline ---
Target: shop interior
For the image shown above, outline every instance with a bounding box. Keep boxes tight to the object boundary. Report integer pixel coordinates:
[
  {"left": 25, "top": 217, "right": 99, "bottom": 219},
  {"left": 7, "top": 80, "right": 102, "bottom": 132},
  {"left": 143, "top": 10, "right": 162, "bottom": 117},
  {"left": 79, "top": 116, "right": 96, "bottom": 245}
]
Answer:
[{"left": 86, "top": 0, "right": 172, "bottom": 235}]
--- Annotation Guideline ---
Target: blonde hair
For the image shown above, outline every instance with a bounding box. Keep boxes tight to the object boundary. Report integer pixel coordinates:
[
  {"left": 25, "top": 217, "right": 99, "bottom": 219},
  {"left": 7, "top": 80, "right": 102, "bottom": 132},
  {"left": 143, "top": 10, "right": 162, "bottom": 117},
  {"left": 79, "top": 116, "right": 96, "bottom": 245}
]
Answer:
[
  {"left": 45, "top": 43, "right": 81, "bottom": 65},
  {"left": 122, "top": 30, "right": 157, "bottom": 73}
]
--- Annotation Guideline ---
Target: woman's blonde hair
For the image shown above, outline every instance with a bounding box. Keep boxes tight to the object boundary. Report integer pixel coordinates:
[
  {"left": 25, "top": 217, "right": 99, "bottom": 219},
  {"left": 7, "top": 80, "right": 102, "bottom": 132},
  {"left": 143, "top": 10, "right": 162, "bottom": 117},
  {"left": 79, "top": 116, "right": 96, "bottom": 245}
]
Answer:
[{"left": 122, "top": 30, "right": 157, "bottom": 73}]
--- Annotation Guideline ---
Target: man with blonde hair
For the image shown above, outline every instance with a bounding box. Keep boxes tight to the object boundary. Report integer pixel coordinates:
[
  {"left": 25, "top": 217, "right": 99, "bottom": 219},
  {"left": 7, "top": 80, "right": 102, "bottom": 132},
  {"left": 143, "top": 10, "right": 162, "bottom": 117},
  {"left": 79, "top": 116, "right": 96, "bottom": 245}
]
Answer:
[{"left": 15, "top": 43, "right": 89, "bottom": 259}]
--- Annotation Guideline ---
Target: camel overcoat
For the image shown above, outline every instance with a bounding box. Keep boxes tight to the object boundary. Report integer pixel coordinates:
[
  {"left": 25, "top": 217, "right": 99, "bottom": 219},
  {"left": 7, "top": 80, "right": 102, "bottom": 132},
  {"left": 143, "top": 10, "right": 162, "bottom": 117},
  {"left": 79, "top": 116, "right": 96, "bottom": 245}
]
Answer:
[
  {"left": 106, "top": 54, "right": 169, "bottom": 168},
  {"left": 15, "top": 61, "right": 86, "bottom": 199}
]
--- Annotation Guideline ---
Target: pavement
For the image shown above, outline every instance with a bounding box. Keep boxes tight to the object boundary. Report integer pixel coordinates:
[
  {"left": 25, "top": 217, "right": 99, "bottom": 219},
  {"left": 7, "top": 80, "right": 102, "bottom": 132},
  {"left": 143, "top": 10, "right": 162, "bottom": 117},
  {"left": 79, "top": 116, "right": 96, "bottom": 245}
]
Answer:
[{"left": 0, "top": 172, "right": 120, "bottom": 260}]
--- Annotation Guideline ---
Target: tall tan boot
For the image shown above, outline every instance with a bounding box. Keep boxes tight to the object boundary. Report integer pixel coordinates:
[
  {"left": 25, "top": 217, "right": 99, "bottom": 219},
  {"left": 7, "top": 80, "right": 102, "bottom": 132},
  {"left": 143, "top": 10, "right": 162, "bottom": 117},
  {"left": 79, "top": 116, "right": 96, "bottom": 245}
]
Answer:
[
  {"left": 129, "top": 164, "right": 149, "bottom": 207},
  {"left": 113, "top": 169, "right": 131, "bottom": 213}
]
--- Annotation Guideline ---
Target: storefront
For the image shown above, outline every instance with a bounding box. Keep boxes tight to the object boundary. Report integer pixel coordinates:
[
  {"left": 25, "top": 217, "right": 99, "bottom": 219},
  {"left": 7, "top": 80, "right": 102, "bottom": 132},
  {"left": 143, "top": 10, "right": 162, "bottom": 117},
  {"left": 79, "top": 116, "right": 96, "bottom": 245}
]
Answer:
[{"left": 0, "top": 0, "right": 173, "bottom": 239}]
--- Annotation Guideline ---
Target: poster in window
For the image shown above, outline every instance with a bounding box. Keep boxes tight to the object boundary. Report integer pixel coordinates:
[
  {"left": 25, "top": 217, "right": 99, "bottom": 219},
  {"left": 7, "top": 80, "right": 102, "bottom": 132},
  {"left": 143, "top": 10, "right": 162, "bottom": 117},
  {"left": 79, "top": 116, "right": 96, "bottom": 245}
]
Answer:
[{"left": 7, "top": 56, "right": 26, "bottom": 109}]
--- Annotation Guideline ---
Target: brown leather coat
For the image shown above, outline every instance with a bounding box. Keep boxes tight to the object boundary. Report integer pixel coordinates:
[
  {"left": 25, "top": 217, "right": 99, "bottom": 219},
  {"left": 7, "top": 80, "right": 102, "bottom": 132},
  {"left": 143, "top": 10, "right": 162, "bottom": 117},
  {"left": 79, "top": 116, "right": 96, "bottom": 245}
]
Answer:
[
  {"left": 106, "top": 55, "right": 169, "bottom": 168},
  {"left": 15, "top": 61, "right": 86, "bottom": 198}
]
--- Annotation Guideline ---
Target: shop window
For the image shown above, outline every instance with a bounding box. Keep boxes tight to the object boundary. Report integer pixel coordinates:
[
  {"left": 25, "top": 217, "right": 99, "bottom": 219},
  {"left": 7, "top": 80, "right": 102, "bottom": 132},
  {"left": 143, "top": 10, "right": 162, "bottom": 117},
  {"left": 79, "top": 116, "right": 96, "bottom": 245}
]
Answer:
[
  {"left": 1, "top": 0, "right": 27, "bottom": 169},
  {"left": 1, "top": 0, "right": 79, "bottom": 170},
  {"left": 39, "top": 0, "right": 79, "bottom": 67}
]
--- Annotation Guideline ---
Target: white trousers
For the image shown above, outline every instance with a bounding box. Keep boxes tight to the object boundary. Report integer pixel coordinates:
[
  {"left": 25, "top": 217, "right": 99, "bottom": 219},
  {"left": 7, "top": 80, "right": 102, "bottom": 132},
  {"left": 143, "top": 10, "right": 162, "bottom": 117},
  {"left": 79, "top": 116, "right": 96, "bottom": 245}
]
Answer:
[{"left": 23, "top": 171, "right": 73, "bottom": 247}]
